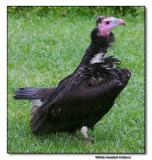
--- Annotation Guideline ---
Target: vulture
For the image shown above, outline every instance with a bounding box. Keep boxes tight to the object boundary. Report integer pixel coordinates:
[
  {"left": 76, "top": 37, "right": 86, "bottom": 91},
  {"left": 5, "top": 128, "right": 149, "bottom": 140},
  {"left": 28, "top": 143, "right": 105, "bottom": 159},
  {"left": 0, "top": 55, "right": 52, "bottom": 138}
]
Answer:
[{"left": 14, "top": 16, "right": 131, "bottom": 142}]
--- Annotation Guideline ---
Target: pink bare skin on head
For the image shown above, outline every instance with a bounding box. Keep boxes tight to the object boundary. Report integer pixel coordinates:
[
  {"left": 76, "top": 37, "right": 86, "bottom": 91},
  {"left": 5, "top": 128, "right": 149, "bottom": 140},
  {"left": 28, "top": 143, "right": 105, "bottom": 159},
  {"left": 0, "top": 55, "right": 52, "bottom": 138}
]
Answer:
[{"left": 97, "top": 17, "right": 126, "bottom": 37}]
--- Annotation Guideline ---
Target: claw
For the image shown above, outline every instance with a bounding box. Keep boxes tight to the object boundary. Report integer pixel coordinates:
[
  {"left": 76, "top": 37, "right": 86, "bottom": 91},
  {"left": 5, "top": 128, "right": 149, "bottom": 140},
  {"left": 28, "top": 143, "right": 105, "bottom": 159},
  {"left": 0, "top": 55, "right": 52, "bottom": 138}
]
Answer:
[
  {"left": 83, "top": 137, "right": 90, "bottom": 143},
  {"left": 81, "top": 126, "right": 96, "bottom": 143},
  {"left": 83, "top": 137, "right": 95, "bottom": 143}
]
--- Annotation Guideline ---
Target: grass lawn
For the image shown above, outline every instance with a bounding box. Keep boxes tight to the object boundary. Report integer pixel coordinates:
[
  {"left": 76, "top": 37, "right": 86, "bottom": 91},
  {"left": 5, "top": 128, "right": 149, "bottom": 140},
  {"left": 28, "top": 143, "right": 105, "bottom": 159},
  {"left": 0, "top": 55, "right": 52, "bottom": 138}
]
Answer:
[{"left": 8, "top": 9, "right": 145, "bottom": 153}]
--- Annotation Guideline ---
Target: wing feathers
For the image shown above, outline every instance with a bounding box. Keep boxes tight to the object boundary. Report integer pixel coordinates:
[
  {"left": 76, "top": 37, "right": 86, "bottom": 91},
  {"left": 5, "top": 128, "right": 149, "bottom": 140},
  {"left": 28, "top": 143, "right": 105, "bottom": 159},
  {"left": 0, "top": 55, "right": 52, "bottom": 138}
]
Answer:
[{"left": 30, "top": 56, "right": 130, "bottom": 133}]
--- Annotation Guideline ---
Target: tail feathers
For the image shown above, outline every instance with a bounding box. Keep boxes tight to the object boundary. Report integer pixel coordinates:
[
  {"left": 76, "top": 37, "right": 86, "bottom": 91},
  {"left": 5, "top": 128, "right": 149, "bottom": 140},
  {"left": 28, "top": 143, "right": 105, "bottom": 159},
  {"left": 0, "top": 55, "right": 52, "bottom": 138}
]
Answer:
[{"left": 14, "top": 87, "right": 55, "bottom": 100}]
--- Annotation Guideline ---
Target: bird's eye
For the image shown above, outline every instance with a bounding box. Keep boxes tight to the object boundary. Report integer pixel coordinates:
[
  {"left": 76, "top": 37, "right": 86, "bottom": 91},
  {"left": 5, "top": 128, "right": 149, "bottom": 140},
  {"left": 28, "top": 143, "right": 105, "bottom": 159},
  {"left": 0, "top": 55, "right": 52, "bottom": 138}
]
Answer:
[{"left": 105, "top": 21, "right": 110, "bottom": 25}]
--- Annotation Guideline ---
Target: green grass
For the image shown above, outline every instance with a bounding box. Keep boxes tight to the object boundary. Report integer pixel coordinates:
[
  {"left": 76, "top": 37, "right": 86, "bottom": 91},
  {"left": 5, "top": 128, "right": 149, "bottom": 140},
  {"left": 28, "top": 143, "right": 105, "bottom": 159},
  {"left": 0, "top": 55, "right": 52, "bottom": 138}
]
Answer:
[{"left": 8, "top": 10, "right": 145, "bottom": 153}]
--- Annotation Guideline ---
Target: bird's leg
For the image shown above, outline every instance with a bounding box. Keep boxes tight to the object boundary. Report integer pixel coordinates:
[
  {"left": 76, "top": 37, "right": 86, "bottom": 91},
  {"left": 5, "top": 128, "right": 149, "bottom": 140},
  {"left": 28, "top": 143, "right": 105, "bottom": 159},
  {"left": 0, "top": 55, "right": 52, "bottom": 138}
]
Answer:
[{"left": 81, "top": 126, "right": 89, "bottom": 142}]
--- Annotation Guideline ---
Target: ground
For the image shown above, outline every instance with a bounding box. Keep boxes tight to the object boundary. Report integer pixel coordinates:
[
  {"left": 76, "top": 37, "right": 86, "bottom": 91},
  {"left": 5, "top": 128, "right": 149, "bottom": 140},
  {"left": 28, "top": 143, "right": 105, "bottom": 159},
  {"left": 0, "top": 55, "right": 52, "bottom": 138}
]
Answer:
[{"left": 8, "top": 8, "right": 145, "bottom": 153}]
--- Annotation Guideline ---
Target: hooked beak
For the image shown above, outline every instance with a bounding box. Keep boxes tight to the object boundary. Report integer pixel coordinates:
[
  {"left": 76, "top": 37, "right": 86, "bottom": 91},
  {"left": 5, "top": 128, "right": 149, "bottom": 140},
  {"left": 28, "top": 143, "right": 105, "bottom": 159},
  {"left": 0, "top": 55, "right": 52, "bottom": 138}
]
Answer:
[{"left": 117, "top": 18, "right": 126, "bottom": 26}]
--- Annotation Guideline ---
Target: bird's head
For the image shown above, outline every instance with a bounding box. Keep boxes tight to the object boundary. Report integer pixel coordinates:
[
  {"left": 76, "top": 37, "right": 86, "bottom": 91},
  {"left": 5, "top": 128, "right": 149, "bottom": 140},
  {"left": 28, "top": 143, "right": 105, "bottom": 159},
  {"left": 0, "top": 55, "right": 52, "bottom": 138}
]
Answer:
[{"left": 96, "top": 16, "right": 126, "bottom": 37}]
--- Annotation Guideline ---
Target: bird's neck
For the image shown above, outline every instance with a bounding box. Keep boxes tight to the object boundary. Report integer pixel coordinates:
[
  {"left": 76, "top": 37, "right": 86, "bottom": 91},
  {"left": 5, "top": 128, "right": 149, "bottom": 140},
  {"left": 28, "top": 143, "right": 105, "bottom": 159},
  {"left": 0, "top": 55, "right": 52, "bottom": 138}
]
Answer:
[
  {"left": 78, "top": 45, "right": 105, "bottom": 67},
  {"left": 78, "top": 28, "right": 115, "bottom": 67}
]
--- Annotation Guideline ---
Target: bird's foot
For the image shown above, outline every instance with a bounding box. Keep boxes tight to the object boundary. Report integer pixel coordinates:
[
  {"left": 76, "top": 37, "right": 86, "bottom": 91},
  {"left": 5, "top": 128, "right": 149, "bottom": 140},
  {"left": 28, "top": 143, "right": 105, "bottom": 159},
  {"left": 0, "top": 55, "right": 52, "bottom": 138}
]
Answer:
[{"left": 83, "top": 137, "right": 95, "bottom": 143}]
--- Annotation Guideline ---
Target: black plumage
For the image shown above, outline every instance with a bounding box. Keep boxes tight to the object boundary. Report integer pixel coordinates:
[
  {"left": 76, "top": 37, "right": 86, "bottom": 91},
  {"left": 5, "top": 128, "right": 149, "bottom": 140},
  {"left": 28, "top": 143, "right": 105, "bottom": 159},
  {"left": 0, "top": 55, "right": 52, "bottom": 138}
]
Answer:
[{"left": 14, "top": 16, "right": 131, "bottom": 141}]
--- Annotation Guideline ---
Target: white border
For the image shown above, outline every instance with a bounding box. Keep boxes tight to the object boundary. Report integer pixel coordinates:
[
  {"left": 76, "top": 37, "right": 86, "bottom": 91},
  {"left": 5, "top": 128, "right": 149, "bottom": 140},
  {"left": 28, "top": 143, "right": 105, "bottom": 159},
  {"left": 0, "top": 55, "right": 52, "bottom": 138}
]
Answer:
[{"left": 0, "top": 0, "right": 151, "bottom": 160}]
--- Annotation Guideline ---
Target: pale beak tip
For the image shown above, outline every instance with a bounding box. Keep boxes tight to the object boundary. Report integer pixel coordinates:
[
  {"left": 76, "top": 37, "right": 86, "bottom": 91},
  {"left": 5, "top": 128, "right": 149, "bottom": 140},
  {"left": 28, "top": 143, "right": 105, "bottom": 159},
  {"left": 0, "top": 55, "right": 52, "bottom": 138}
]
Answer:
[{"left": 118, "top": 19, "right": 126, "bottom": 26}]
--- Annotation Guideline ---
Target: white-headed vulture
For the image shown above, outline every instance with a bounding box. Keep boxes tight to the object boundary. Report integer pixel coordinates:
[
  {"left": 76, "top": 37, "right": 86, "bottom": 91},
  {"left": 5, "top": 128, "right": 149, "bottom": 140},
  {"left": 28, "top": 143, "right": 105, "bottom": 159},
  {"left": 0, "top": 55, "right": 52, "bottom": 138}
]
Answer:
[{"left": 14, "top": 16, "right": 131, "bottom": 142}]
